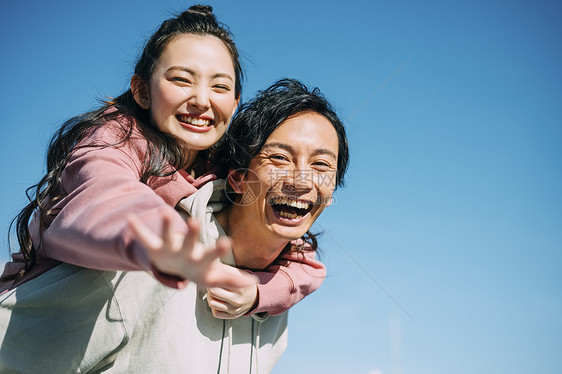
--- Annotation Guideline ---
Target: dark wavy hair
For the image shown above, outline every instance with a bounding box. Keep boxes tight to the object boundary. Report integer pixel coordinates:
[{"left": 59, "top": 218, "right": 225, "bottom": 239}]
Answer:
[
  {"left": 8, "top": 5, "right": 242, "bottom": 276},
  {"left": 212, "top": 78, "right": 350, "bottom": 252},
  {"left": 215, "top": 78, "right": 349, "bottom": 186}
]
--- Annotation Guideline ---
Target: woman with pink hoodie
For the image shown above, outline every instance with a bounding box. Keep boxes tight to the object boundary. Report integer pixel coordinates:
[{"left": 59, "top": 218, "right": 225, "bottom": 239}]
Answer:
[{"left": 0, "top": 6, "right": 326, "bottom": 372}]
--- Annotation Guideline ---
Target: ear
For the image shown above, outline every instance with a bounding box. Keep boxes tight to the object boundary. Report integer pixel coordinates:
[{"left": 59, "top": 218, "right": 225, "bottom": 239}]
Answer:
[
  {"left": 325, "top": 196, "right": 333, "bottom": 207},
  {"left": 227, "top": 169, "right": 245, "bottom": 194},
  {"left": 130, "top": 74, "right": 150, "bottom": 110}
]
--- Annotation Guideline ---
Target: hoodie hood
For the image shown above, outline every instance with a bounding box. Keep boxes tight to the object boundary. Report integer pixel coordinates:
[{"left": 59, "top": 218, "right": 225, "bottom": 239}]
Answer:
[{"left": 177, "top": 179, "right": 288, "bottom": 373}]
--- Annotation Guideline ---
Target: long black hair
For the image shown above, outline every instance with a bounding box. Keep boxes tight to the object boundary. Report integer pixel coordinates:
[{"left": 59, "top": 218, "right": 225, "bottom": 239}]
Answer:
[{"left": 8, "top": 5, "right": 243, "bottom": 276}]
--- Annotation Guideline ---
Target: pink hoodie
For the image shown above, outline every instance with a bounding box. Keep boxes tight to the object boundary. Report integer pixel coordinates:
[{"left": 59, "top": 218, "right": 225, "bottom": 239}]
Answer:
[{"left": 0, "top": 116, "right": 325, "bottom": 314}]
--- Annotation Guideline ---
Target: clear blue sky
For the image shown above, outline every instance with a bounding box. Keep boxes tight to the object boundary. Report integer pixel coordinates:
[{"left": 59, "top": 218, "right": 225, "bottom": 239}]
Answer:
[{"left": 1, "top": 1, "right": 561, "bottom": 373}]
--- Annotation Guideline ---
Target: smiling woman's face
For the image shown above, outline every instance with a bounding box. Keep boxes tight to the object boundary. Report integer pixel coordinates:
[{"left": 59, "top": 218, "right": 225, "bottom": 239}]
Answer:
[
  {"left": 136, "top": 34, "right": 239, "bottom": 152},
  {"left": 233, "top": 111, "right": 339, "bottom": 244}
]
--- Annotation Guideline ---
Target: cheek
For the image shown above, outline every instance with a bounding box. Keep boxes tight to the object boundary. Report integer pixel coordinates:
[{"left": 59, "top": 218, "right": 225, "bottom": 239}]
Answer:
[
  {"left": 315, "top": 173, "right": 336, "bottom": 194},
  {"left": 164, "top": 86, "right": 188, "bottom": 106},
  {"left": 151, "top": 84, "right": 184, "bottom": 109},
  {"left": 262, "top": 170, "right": 285, "bottom": 191},
  {"left": 151, "top": 88, "right": 185, "bottom": 128},
  {"left": 313, "top": 181, "right": 336, "bottom": 208},
  {"left": 215, "top": 95, "right": 237, "bottom": 117},
  {"left": 210, "top": 124, "right": 228, "bottom": 144},
  {"left": 215, "top": 123, "right": 228, "bottom": 135}
]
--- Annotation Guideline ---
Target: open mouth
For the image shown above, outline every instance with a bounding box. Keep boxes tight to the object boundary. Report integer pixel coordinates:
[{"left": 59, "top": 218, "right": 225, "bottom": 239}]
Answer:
[
  {"left": 176, "top": 114, "right": 213, "bottom": 127},
  {"left": 269, "top": 197, "right": 313, "bottom": 220}
]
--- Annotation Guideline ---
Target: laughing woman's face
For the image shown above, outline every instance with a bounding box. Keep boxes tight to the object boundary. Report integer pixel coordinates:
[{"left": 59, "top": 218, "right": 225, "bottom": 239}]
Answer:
[{"left": 134, "top": 34, "right": 238, "bottom": 154}]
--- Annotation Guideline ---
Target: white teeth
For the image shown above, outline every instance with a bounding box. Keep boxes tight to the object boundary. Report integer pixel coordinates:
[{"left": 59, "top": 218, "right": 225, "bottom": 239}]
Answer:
[
  {"left": 278, "top": 210, "right": 298, "bottom": 219},
  {"left": 179, "top": 115, "right": 210, "bottom": 127},
  {"left": 271, "top": 197, "right": 310, "bottom": 210}
]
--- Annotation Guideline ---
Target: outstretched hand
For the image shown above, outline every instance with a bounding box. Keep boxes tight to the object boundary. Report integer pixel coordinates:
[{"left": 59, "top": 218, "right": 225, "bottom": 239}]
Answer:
[{"left": 128, "top": 212, "right": 256, "bottom": 290}]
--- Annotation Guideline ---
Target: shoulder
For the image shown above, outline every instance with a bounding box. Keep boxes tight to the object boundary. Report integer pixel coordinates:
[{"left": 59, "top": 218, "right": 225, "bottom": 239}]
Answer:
[
  {"left": 79, "top": 112, "right": 146, "bottom": 149},
  {"left": 67, "top": 112, "right": 150, "bottom": 170}
]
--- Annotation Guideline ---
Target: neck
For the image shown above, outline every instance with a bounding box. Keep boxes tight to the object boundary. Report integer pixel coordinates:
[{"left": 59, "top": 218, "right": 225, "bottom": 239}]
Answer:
[
  {"left": 215, "top": 206, "right": 288, "bottom": 270},
  {"left": 182, "top": 150, "right": 200, "bottom": 175}
]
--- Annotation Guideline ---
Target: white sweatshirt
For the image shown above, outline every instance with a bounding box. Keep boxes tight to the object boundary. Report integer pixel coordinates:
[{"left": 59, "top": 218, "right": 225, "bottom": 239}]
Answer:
[{"left": 0, "top": 180, "right": 287, "bottom": 373}]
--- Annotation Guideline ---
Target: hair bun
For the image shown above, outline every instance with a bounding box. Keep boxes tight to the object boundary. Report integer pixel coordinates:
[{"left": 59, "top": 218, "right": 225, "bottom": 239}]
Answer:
[{"left": 184, "top": 4, "right": 214, "bottom": 17}]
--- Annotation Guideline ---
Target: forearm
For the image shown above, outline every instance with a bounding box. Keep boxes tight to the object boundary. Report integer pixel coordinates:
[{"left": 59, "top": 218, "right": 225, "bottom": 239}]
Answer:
[
  {"left": 248, "top": 250, "right": 326, "bottom": 315},
  {"left": 32, "top": 143, "right": 190, "bottom": 287}
]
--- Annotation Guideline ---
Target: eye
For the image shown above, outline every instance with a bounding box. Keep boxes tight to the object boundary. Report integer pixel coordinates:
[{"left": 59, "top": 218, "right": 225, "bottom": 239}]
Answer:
[
  {"left": 312, "top": 160, "right": 336, "bottom": 171},
  {"left": 170, "top": 77, "right": 191, "bottom": 84},
  {"left": 270, "top": 154, "right": 290, "bottom": 163},
  {"left": 213, "top": 84, "right": 231, "bottom": 93},
  {"left": 313, "top": 161, "right": 329, "bottom": 166}
]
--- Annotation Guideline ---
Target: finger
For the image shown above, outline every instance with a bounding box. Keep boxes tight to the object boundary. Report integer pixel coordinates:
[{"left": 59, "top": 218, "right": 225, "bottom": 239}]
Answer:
[
  {"left": 207, "top": 297, "right": 230, "bottom": 312},
  {"left": 191, "top": 238, "right": 233, "bottom": 280},
  {"left": 183, "top": 218, "right": 200, "bottom": 257},
  {"left": 210, "top": 309, "right": 238, "bottom": 320},
  {"left": 204, "top": 262, "right": 257, "bottom": 289},
  {"left": 207, "top": 296, "right": 242, "bottom": 319},
  {"left": 161, "top": 212, "right": 175, "bottom": 251},
  {"left": 199, "top": 237, "right": 234, "bottom": 272},
  {"left": 128, "top": 214, "right": 162, "bottom": 250},
  {"left": 207, "top": 287, "right": 237, "bottom": 302},
  {"left": 214, "top": 236, "right": 232, "bottom": 258}
]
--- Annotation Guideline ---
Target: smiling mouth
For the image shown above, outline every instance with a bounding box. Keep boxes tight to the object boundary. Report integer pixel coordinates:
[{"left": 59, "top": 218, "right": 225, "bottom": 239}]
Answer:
[
  {"left": 176, "top": 114, "right": 213, "bottom": 127},
  {"left": 269, "top": 197, "right": 313, "bottom": 220}
]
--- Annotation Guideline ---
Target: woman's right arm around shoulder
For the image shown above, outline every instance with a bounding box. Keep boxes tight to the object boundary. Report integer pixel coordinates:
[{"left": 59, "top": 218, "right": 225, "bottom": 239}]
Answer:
[{"left": 33, "top": 129, "right": 253, "bottom": 289}]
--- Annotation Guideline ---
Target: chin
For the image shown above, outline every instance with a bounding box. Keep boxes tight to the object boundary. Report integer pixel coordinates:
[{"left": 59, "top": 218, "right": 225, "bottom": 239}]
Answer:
[{"left": 271, "top": 226, "right": 310, "bottom": 241}]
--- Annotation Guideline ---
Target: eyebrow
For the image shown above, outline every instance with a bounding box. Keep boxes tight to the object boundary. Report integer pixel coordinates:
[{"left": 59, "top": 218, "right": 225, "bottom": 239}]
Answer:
[
  {"left": 263, "top": 142, "right": 338, "bottom": 159},
  {"left": 167, "top": 66, "right": 234, "bottom": 81}
]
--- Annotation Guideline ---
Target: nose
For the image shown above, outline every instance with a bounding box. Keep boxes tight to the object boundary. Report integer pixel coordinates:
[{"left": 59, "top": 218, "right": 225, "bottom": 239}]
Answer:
[
  {"left": 282, "top": 169, "right": 313, "bottom": 195},
  {"left": 187, "top": 85, "right": 210, "bottom": 110}
]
